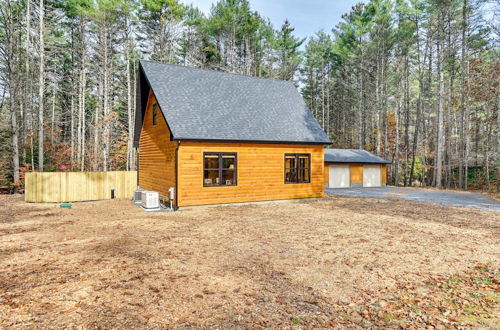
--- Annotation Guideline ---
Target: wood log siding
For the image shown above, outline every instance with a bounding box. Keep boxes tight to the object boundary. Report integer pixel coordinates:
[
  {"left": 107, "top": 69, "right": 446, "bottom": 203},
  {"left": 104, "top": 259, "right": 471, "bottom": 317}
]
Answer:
[
  {"left": 381, "top": 164, "right": 387, "bottom": 185},
  {"left": 177, "top": 142, "right": 324, "bottom": 206},
  {"left": 349, "top": 164, "right": 364, "bottom": 185},
  {"left": 138, "top": 91, "right": 177, "bottom": 202},
  {"left": 324, "top": 163, "right": 329, "bottom": 185}
]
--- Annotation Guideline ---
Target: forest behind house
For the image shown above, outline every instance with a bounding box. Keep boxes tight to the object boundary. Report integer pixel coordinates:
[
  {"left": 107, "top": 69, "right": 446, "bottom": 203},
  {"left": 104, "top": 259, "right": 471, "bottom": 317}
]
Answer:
[{"left": 0, "top": 0, "right": 499, "bottom": 193}]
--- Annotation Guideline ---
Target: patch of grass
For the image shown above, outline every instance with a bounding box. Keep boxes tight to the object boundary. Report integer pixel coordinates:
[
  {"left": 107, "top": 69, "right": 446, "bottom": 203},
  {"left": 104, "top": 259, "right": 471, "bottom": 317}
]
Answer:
[
  {"left": 473, "top": 277, "right": 493, "bottom": 285},
  {"left": 291, "top": 317, "right": 300, "bottom": 325},
  {"left": 483, "top": 290, "right": 500, "bottom": 303},
  {"left": 410, "top": 308, "right": 422, "bottom": 316},
  {"left": 463, "top": 304, "right": 481, "bottom": 315},
  {"left": 477, "top": 266, "right": 491, "bottom": 273},
  {"left": 382, "top": 313, "right": 398, "bottom": 322}
]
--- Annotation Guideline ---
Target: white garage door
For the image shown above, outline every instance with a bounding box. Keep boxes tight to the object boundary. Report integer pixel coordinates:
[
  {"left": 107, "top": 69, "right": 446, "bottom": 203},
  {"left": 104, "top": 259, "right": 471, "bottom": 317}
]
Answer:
[
  {"left": 363, "top": 165, "right": 381, "bottom": 187},
  {"left": 329, "top": 165, "right": 350, "bottom": 188}
]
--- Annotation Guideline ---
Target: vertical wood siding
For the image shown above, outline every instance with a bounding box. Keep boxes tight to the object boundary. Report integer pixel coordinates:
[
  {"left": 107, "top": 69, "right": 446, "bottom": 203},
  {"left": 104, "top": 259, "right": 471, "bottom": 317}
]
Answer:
[
  {"left": 25, "top": 171, "right": 137, "bottom": 202},
  {"left": 324, "top": 163, "right": 329, "bottom": 185},
  {"left": 349, "top": 164, "right": 363, "bottom": 185},
  {"left": 381, "top": 164, "right": 387, "bottom": 184},
  {"left": 177, "top": 142, "right": 324, "bottom": 206},
  {"left": 138, "top": 91, "right": 177, "bottom": 202}
]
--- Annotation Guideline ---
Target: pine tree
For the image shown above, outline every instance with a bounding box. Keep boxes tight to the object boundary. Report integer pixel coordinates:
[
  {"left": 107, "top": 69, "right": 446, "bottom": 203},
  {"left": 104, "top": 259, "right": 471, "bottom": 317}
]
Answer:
[{"left": 274, "top": 19, "right": 304, "bottom": 81}]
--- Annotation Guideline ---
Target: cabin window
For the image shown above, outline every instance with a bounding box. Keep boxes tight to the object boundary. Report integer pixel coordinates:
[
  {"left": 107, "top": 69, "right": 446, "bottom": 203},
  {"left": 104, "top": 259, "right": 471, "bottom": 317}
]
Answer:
[
  {"left": 284, "top": 153, "right": 310, "bottom": 184},
  {"left": 152, "top": 104, "right": 158, "bottom": 126},
  {"left": 203, "top": 153, "right": 237, "bottom": 187}
]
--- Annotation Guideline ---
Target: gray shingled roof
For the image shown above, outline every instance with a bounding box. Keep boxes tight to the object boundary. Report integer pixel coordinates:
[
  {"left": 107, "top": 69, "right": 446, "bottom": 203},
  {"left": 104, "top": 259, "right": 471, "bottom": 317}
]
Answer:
[
  {"left": 134, "top": 60, "right": 330, "bottom": 145},
  {"left": 324, "top": 149, "right": 391, "bottom": 164}
]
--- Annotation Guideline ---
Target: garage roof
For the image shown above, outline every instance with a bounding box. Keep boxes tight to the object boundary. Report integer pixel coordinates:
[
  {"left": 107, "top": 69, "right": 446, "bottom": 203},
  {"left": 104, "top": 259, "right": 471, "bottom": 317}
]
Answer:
[{"left": 324, "top": 149, "right": 391, "bottom": 164}]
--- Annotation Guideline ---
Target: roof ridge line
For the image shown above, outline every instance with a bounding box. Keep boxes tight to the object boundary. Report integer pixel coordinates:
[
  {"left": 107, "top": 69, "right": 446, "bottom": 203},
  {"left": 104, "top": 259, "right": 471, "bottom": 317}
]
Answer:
[
  {"left": 327, "top": 148, "right": 370, "bottom": 151},
  {"left": 140, "top": 59, "right": 295, "bottom": 85}
]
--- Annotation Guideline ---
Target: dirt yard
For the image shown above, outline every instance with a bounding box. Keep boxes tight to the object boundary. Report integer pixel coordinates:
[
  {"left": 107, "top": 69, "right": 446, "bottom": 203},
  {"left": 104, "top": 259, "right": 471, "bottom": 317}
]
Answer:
[{"left": 0, "top": 194, "right": 498, "bottom": 328}]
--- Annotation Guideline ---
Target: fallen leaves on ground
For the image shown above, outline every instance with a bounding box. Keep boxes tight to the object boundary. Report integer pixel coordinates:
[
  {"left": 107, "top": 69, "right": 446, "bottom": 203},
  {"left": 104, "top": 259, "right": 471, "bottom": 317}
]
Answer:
[
  {"left": 0, "top": 194, "right": 498, "bottom": 328},
  {"left": 349, "top": 264, "right": 499, "bottom": 328}
]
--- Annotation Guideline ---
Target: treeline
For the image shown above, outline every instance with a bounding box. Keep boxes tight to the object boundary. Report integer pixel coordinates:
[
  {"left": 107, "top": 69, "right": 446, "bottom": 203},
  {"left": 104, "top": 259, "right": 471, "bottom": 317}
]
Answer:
[
  {"left": 302, "top": 0, "right": 499, "bottom": 189},
  {"left": 0, "top": 0, "right": 304, "bottom": 192},
  {"left": 0, "top": 0, "right": 498, "bottom": 192}
]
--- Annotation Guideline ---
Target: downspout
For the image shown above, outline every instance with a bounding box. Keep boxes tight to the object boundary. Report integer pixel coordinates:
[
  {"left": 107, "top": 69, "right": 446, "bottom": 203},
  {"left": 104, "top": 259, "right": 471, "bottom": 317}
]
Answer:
[
  {"left": 136, "top": 147, "right": 139, "bottom": 188},
  {"left": 174, "top": 141, "right": 180, "bottom": 210}
]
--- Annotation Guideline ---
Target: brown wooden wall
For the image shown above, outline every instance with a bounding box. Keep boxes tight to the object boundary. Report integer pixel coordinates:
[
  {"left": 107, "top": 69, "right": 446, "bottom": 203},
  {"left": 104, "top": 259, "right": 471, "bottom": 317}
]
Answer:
[
  {"left": 349, "top": 164, "right": 363, "bottom": 185},
  {"left": 138, "top": 91, "right": 177, "bottom": 202},
  {"left": 177, "top": 142, "right": 324, "bottom": 206},
  {"left": 381, "top": 164, "right": 387, "bottom": 185},
  {"left": 324, "top": 163, "right": 329, "bottom": 185}
]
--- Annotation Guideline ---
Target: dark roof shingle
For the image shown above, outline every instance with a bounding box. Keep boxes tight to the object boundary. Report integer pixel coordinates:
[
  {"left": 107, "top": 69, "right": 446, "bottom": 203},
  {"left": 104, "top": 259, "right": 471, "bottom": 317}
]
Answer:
[
  {"left": 135, "top": 60, "right": 330, "bottom": 145},
  {"left": 324, "top": 149, "right": 391, "bottom": 164}
]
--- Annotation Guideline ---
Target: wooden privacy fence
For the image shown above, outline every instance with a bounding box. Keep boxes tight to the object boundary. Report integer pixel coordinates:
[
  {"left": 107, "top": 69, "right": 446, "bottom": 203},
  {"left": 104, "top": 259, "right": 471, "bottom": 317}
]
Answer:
[{"left": 25, "top": 171, "right": 138, "bottom": 203}]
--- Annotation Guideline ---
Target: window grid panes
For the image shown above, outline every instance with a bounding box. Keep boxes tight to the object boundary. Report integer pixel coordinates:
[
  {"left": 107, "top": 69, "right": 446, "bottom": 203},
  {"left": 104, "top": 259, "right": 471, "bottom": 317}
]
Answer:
[
  {"left": 284, "top": 154, "right": 310, "bottom": 184},
  {"left": 203, "top": 153, "right": 237, "bottom": 187},
  {"left": 152, "top": 104, "right": 158, "bottom": 126}
]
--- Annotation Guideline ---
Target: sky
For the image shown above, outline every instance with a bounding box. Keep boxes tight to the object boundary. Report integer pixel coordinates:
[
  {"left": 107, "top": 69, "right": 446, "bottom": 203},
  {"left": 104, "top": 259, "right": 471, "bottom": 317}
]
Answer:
[{"left": 186, "top": 0, "right": 360, "bottom": 41}]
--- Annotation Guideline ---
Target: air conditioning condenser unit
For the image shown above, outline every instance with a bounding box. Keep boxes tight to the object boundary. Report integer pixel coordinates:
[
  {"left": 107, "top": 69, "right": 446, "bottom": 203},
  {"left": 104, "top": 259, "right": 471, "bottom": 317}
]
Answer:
[
  {"left": 132, "top": 188, "right": 143, "bottom": 205},
  {"left": 141, "top": 191, "right": 159, "bottom": 209}
]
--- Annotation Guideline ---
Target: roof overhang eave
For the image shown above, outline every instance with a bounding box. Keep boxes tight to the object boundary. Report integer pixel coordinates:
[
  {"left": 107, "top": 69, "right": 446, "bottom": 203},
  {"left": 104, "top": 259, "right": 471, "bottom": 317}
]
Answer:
[
  {"left": 173, "top": 137, "right": 332, "bottom": 145},
  {"left": 324, "top": 160, "right": 392, "bottom": 164}
]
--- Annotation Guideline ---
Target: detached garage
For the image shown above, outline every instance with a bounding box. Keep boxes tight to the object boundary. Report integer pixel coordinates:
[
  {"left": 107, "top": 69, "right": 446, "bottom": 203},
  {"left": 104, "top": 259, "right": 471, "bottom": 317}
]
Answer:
[{"left": 324, "top": 149, "right": 390, "bottom": 188}]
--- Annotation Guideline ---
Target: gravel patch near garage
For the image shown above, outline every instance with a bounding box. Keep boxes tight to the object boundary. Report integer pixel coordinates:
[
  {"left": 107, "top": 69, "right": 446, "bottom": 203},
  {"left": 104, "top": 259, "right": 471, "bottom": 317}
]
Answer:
[{"left": 326, "top": 187, "right": 500, "bottom": 211}]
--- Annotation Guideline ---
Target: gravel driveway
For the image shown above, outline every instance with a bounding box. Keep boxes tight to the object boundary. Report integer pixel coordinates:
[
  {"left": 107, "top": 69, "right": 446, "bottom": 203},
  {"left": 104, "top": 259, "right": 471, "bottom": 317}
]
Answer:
[{"left": 326, "top": 187, "right": 500, "bottom": 211}]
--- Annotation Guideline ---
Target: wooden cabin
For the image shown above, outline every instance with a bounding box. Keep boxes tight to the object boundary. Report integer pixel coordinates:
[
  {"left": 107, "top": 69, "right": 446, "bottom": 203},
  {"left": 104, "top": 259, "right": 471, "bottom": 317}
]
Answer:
[
  {"left": 324, "top": 149, "right": 390, "bottom": 188},
  {"left": 134, "top": 60, "right": 331, "bottom": 207}
]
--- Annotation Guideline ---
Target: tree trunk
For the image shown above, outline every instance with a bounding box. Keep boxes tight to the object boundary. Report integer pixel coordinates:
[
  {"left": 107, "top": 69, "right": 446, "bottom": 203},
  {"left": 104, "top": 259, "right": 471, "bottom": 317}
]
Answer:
[
  {"left": 434, "top": 39, "right": 445, "bottom": 188},
  {"left": 394, "top": 70, "right": 402, "bottom": 186},
  {"left": 70, "top": 94, "right": 75, "bottom": 168},
  {"left": 24, "top": 0, "right": 31, "bottom": 168},
  {"left": 359, "top": 57, "right": 364, "bottom": 149},
  {"left": 321, "top": 62, "right": 325, "bottom": 130},
  {"left": 126, "top": 34, "right": 133, "bottom": 171},
  {"left": 445, "top": 69, "right": 454, "bottom": 189},
  {"left": 410, "top": 16, "right": 426, "bottom": 186},
  {"left": 38, "top": 0, "right": 45, "bottom": 171},
  {"left": 102, "top": 27, "right": 109, "bottom": 172},
  {"left": 326, "top": 75, "right": 330, "bottom": 137},
  {"left": 403, "top": 55, "right": 410, "bottom": 186},
  {"left": 131, "top": 60, "right": 137, "bottom": 171},
  {"left": 3, "top": 0, "right": 21, "bottom": 188},
  {"left": 93, "top": 70, "right": 100, "bottom": 171},
  {"left": 496, "top": 72, "right": 500, "bottom": 150},
  {"left": 382, "top": 61, "right": 388, "bottom": 159},
  {"left": 80, "top": 62, "right": 86, "bottom": 172},
  {"left": 444, "top": 9, "right": 454, "bottom": 189},
  {"left": 485, "top": 123, "right": 492, "bottom": 191},
  {"left": 50, "top": 85, "right": 55, "bottom": 145},
  {"left": 375, "top": 55, "right": 381, "bottom": 156},
  {"left": 459, "top": 0, "right": 468, "bottom": 189},
  {"left": 11, "top": 99, "right": 20, "bottom": 187}
]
